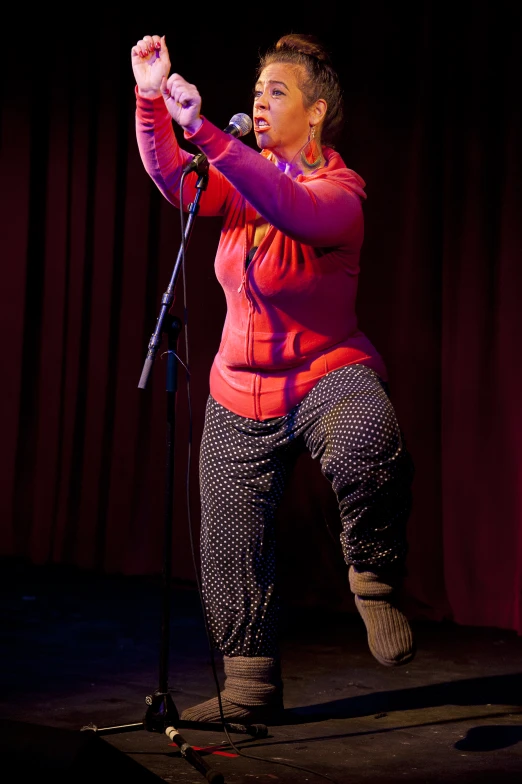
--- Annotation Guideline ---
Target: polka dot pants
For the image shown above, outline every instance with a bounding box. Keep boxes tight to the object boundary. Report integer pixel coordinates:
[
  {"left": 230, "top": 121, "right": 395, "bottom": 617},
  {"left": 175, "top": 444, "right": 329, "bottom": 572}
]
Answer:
[{"left": 199, "top": 364, "right": 414, "bottom": 657}]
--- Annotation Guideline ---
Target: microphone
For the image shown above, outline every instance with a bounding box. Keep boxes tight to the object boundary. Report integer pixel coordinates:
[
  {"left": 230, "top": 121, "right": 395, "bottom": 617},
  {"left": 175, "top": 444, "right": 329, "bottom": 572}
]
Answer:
[
  {"left": 223, "top": 112, "right": 253, "bottom": 138},
  {"left": 182, "top": 113, "right": 252, "bottom": 174}
]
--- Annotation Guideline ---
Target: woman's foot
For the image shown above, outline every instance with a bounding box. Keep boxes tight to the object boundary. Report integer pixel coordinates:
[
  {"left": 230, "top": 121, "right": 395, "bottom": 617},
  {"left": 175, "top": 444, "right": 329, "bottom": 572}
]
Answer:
[
  {"left": 349, "top": 566, "right": 416, "bottom": 667},
  {"left": 180, "top": 655, "right": 284, "bottom": 723}
]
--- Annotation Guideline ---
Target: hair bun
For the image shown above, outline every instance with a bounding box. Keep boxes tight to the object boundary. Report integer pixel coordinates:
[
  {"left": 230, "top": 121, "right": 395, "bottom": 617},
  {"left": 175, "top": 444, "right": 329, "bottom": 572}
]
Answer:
[{"left": 275, "top": 33, "right": 331, "bottom": 64}]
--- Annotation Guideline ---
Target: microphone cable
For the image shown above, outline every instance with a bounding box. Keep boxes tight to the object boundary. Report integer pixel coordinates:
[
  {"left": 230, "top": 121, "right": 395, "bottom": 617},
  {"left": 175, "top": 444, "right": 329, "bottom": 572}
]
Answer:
[{"left": 178, "top": 151, "right": 341, "bottom": 784}]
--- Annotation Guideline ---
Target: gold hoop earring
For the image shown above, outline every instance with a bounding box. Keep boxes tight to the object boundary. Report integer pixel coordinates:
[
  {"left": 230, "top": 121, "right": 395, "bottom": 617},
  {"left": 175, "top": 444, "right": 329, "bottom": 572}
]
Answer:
[{"left": 300, "top": 125, "right": 323, "bottom": 170}]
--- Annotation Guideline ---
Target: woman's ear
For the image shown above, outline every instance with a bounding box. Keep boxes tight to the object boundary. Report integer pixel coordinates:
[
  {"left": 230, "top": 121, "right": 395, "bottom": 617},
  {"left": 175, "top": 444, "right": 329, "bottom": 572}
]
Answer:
[{"left": 311, "top": 98, "right": 327, "bottom": 127}]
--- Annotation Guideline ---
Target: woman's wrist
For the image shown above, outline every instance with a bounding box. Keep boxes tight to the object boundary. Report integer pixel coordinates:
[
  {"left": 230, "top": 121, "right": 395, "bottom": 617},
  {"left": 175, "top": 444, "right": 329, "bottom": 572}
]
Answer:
[
  {"left": 182, "top": 117, "right": 204, "bottom": 136},
  {"left": 137, "top": 87, "right": 163, "bottom": 99}
]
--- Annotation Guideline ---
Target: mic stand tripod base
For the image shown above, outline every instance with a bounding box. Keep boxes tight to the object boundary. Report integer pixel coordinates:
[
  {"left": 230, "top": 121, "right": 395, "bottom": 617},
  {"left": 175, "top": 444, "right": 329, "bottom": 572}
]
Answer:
[
  {"left": 81, "top": 717, "right": 267, "bottom": 740},
  {"left": 142, "top": 690, "right": 179, "bottom": 732},
  {"left": 81, "top": 692, "right": 269, "bottom": 784}
]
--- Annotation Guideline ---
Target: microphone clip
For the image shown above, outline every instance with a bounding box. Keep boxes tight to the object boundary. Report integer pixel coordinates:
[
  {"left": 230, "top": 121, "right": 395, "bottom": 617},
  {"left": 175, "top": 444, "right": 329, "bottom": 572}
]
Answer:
[{"left": 183, "top": 153, "right": 209, "bottom": 175}]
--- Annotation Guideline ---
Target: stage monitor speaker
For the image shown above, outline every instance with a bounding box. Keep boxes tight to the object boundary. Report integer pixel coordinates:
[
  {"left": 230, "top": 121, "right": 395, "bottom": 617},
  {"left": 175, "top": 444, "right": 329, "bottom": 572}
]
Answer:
[{"left": 0, "top": 719, "right": 163, "bottom": 783}]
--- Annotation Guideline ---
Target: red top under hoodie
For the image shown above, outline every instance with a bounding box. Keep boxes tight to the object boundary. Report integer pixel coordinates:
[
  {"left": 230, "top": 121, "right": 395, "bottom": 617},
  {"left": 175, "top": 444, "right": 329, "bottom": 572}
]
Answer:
[{"left": 136, "top": 92, "right": 387, "bottom": 421}]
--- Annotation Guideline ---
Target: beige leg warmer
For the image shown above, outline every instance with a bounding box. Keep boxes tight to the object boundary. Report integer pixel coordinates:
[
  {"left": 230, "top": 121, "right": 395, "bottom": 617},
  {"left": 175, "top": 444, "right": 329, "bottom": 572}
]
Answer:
[
  {"left": 180, "top": 655, "right": 284, "bottom": 723},
  {"left": 349, "top": 566, "right": 415, "bottom": 667}
]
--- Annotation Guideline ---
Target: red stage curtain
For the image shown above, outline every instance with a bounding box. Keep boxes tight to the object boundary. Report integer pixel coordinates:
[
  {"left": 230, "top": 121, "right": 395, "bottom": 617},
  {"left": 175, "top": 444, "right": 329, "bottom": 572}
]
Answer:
[{"left": 2, "top": 4, "right": 521, "bottom": 633}]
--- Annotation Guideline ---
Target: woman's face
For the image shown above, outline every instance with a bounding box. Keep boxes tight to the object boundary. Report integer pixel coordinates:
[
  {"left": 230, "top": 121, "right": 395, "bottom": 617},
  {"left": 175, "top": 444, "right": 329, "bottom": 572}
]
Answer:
[{"left": 253, "top": 62, "right": 315, "bottom": 163}]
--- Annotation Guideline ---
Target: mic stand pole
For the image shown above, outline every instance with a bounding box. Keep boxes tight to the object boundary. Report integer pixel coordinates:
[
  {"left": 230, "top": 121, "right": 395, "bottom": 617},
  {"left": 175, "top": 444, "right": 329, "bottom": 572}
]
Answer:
[{"left": 81, "top": 156, "right": 267, "bottom": 784}]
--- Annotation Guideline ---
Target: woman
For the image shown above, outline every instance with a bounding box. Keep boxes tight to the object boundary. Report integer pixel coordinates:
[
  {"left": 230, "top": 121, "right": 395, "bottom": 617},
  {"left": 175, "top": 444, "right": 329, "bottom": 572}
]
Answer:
[{"left": 131, "top": 31, "right": 415, "bottom": 724}]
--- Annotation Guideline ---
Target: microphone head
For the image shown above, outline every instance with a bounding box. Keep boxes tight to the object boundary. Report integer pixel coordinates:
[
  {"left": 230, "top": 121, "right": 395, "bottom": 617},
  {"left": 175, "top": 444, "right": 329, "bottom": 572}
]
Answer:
[{"left": 228, "top": 113, "right": 253, "bottom": 137}]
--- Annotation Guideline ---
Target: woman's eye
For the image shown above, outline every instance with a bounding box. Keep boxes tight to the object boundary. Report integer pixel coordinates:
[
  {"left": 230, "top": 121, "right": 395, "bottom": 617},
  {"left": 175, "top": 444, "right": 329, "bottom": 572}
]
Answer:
[{"left": 253, "top": 88, "right": 285, "bottom": 99}]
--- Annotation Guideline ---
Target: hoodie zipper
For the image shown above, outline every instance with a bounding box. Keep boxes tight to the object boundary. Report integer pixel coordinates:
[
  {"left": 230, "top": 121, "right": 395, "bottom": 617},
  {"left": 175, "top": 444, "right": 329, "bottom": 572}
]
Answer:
[
  {"left": 238, "top": 246, "right": 255, "bottom": 365},
  {"left": 238, "top": 243, "right": 258, "bottom": 293}
]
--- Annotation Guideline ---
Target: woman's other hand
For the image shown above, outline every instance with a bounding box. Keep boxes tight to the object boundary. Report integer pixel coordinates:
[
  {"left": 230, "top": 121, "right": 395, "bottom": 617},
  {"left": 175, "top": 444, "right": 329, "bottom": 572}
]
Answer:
[{"left": 161, "top": 72, "right": 203, "bottom": 135}]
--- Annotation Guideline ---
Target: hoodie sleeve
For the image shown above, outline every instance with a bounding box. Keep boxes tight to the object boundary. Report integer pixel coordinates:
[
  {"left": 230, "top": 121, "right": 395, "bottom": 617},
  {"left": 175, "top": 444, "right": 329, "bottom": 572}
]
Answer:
[
  {"left": 135, "top": 90, "right": 234, "bottom": 217},
  {"left": 185, "top": 116, "right": 366, "bottom": 249}
]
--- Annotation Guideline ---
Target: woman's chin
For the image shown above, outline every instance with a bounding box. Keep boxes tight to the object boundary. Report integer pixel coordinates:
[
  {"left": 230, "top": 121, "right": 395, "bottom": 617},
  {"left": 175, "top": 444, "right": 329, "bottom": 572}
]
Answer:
[{"left": 255, "top": 131, "right": 272, "bottom": 148}]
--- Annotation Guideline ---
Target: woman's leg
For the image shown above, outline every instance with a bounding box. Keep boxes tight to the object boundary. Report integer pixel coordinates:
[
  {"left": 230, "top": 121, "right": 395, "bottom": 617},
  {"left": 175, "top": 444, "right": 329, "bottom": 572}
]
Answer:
[
  {"left": 181, "top": 396, "right": 298, "bottom": 722},
  {"left": 297, "top": 364, "right": 416, "bottom": 666}
]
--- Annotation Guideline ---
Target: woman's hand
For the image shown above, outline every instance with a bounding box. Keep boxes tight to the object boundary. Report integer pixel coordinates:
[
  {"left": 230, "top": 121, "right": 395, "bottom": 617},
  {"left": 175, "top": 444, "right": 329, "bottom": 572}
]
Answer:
[
  {"left": 161, "top": 73, "right": 203, "bottom": 135},
  {"left": 131, "top": 34, "right": 202, "bottom": 134},
  {"left": 131, "top": 34, "right": 170, "bottom": 98}
]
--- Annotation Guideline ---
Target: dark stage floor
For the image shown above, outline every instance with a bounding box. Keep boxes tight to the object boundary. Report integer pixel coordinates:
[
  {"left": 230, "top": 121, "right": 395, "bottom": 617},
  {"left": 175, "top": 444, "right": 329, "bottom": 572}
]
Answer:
[{"left": 1, "top": 558, "right": 521, "bottom": 783}]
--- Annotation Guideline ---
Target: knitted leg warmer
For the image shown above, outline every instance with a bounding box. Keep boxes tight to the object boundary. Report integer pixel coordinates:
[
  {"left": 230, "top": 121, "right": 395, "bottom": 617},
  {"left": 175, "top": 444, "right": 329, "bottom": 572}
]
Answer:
[
  {"left": 180, "top": 655, "right": 284, "bottom": 723},
  {"left": 349, "top": 566, "right": 415, "bottom": 667}
]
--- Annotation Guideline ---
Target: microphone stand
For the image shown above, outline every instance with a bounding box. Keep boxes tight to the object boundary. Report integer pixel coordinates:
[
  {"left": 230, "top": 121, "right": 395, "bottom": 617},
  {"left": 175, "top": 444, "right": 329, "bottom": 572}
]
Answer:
[{"left": 81, "top": 156, "right": 267, "bottom": 784}]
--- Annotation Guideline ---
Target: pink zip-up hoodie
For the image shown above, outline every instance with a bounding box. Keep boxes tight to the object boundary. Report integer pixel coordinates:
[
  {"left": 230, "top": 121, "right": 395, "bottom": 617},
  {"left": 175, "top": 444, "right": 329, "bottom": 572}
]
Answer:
[{"left": 136, "top": 92, "right": 387, "bottom": 420}]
